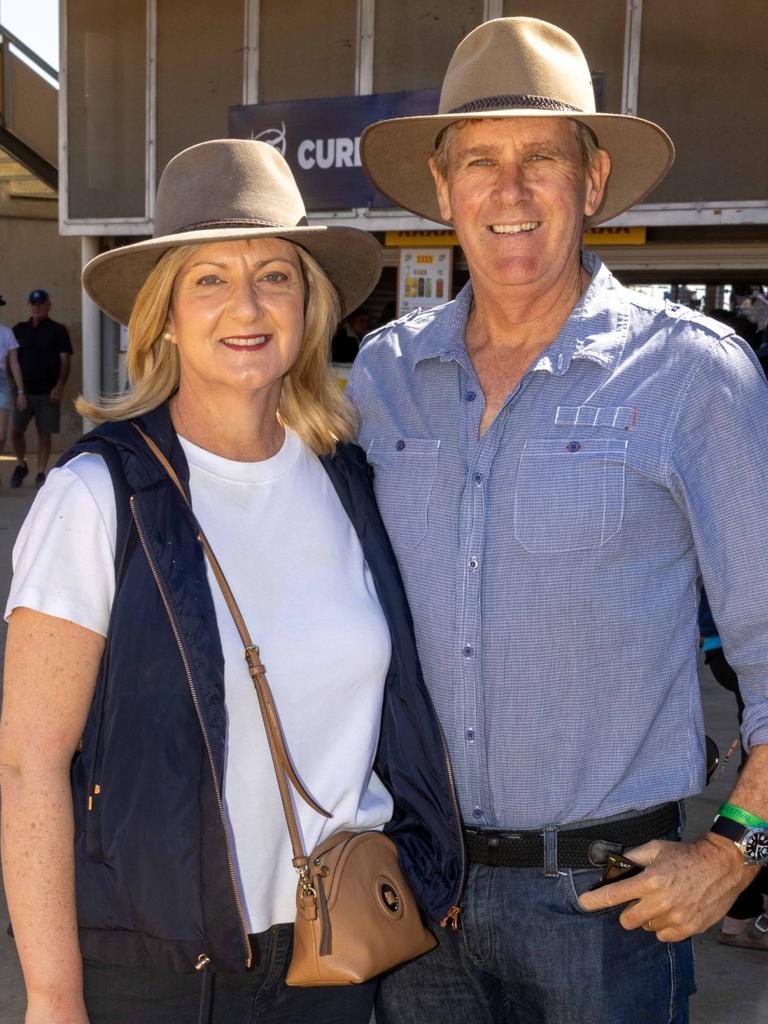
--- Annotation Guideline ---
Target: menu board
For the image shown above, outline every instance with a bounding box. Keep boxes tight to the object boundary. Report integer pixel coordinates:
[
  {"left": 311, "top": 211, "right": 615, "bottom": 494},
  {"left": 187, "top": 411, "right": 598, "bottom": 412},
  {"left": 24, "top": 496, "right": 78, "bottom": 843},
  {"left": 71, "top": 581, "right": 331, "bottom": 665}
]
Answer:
[{"left": 397, "top": 247, "right": 453, "bottom": 317}]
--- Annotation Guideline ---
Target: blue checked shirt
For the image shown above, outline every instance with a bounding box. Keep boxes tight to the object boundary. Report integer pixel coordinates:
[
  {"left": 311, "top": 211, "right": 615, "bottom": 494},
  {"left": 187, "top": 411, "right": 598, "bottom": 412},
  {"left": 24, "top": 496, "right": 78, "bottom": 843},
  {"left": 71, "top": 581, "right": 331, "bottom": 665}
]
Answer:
[{"left": 348, "top": 252, "right": 768, "bottom": 830}]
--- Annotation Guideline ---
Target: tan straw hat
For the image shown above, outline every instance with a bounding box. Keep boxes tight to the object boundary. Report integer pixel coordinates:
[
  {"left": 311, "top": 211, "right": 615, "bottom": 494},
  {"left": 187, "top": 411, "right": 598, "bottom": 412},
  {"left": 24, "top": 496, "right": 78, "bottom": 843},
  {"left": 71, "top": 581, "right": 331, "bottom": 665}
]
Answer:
[
  {"left": 83, "top": 139, "right": 383, "bottom": 325},
  {"left": 361, "top": 17, "right": 674, "bottom": 226}
]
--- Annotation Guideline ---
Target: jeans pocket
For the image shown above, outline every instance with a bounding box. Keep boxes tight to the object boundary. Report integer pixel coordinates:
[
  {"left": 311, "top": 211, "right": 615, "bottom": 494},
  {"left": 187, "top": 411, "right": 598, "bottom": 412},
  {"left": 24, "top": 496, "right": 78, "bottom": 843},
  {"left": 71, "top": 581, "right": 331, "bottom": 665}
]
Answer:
[
  {"left": 514, "top": 437, "right": 628, "bottom": 553},
  {"left": 561, "top": 867, "right": 620, "bottom": 915},
  {"left": 367, "top": 437, "right": 440, "bottom": 549}
]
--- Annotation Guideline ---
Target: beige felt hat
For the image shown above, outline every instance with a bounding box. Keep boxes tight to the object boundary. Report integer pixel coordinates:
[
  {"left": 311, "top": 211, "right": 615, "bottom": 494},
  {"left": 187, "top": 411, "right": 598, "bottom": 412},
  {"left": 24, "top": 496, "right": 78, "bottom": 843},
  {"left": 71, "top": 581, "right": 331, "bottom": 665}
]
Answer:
[
  {"left": 83, "top": 139, "right": 383, "bottom": 325},
  {"left": 361, "top": 17, "right": 674, "bottom": 226}
]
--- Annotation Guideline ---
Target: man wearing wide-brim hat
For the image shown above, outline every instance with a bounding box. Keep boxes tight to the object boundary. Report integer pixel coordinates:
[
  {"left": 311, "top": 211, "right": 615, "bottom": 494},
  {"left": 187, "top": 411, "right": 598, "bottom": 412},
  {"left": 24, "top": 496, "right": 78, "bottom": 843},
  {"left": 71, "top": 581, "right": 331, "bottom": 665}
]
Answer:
[{"left": 349, "top": 17, "right": 768, "bottom": 1023}]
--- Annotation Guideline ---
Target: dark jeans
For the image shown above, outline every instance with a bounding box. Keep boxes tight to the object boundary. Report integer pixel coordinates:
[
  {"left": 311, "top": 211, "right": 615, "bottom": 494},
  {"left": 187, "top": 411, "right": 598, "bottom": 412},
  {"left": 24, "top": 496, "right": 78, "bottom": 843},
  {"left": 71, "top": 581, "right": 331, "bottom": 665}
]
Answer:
[
  {"left": 83, "top": 924, "right": 376, "bottom": 1024},
  {"left": 377, "top": 850, "right": 695, "bottom": 1024}
]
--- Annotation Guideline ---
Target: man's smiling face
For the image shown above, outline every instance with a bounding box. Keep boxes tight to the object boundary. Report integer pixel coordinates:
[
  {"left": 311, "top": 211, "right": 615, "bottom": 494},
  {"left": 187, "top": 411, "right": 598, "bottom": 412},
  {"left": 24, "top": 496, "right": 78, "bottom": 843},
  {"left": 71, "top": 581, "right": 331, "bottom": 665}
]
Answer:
[{"left": 429, "top": 117, "right": 610, "bottom": 300}]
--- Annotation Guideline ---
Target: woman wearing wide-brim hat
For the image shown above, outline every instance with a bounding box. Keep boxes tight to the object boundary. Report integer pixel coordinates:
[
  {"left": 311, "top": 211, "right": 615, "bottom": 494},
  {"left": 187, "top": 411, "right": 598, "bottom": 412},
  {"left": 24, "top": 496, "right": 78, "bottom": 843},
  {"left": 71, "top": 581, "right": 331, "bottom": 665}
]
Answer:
[{"left": 0, "top": 139, "right": 463, "bottom": 1023}]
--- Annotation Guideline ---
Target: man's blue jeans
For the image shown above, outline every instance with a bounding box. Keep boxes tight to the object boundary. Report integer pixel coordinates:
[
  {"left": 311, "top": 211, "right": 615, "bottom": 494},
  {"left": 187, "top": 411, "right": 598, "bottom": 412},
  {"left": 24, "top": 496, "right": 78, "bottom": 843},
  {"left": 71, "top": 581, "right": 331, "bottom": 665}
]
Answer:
[{"left": 378, "top": 859, "right": 696, "bottom": 1024}]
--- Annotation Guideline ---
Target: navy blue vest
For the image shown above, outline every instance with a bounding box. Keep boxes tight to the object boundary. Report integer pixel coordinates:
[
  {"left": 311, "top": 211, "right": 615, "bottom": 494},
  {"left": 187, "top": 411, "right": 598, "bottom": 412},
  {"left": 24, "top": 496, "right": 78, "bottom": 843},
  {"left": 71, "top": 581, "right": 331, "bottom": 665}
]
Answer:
[{"left": 61, "top": 405, "right": 463, "bottom": 972}]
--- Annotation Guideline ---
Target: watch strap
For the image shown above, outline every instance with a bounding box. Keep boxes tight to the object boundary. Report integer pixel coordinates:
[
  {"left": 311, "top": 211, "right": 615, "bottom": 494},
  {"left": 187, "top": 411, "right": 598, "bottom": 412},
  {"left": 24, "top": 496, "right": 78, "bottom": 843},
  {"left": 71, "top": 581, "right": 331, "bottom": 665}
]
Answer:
[{"left": 710, "top": 814, "right": 748, "bottom": 844}]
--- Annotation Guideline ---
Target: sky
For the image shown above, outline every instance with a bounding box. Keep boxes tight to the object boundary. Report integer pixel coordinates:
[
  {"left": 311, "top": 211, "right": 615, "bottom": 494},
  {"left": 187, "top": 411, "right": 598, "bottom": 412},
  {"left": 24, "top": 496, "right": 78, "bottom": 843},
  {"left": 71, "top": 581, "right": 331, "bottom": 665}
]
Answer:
[{"left": 0, "top": 0, "right": 59, "bottom": 71}]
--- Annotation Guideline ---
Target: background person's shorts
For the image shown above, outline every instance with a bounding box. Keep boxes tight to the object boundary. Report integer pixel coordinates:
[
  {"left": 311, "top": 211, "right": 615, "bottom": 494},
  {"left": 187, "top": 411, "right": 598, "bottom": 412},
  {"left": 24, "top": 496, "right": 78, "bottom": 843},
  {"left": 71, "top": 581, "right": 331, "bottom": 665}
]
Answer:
[
  {"left": 0, "top": 372, "right": 9, "bottom": 411},
  {"left": 13, "top": 393, "right": 61, "bottom": 434}
]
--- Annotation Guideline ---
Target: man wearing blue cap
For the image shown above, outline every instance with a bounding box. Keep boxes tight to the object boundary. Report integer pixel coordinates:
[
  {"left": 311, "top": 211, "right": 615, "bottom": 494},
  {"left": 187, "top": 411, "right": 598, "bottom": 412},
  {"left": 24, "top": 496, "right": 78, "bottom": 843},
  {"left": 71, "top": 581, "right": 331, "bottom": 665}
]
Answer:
[{"left": 11, "top": 289, "right": 73, "bottom": 487}]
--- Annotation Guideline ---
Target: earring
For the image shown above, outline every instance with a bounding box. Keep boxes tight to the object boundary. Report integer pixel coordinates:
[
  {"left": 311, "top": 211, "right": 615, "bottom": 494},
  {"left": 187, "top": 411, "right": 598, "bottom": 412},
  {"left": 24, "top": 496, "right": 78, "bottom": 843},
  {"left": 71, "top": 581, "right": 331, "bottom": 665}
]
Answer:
[{"left": 162, "top": 332, "right": 172, "bottom": 342}]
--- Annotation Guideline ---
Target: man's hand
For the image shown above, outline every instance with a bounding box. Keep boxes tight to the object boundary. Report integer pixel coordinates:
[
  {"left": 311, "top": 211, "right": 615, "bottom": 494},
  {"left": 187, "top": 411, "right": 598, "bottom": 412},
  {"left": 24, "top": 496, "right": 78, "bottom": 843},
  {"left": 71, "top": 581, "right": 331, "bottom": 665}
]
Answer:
[
  {"left": 16, "top": 392, "right": 27, "bottom": 412},
  {"left": 50, "top": 383, "right": 63, "bottom": 403},
  {"left": 578, "top": 835, "right": 757, "bottom": 942}
]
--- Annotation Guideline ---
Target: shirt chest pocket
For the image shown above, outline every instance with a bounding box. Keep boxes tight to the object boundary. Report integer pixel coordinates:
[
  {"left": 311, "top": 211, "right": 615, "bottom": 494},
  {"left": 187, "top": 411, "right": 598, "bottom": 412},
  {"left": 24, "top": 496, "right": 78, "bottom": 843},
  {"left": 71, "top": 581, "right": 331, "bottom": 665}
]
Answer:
[
  {"left": 367, "top": 437, "right": 440, "bottom": 549},
  {"left": 514, "top": 437, "right": 628, "bottom": 554}
]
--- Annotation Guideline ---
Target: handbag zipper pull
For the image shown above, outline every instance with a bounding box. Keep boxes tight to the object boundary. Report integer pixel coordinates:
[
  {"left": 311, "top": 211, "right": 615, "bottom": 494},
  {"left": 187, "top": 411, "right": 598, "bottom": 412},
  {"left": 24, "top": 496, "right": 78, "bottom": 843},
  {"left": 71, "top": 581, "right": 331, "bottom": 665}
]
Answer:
[
  {"left": 315, "top": 864, "right": 332, "bottom": 957},
  {"left": 297, "top": 865, "right": 318, "bottom": 920}
]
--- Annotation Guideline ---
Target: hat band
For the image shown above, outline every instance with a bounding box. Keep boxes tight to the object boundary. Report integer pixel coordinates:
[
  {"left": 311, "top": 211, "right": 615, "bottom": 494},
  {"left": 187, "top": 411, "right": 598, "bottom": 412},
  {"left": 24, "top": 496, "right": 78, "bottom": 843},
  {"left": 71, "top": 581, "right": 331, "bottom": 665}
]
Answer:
[
  {"left": 169, "top": 215, "right": 310, "bottom": 234},
  {"left": 448, "top": 93, "right": 582, "bottom": 115}
]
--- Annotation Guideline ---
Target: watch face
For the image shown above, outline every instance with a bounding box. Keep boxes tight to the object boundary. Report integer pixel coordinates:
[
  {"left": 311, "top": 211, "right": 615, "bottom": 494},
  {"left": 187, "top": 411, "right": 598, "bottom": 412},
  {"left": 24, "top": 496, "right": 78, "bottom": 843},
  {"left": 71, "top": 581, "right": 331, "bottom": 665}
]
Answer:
[{"left": 744, "top": 829, "right": 768, "bottom": 864}]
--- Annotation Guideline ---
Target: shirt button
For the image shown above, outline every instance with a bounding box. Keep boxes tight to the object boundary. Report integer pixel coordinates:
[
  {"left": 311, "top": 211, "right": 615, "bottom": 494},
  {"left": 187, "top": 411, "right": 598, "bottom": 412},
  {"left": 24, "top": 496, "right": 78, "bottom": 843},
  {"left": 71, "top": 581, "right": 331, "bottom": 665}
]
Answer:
[
  {"left": 473, "top": 472, "right": 483, "bottom": 485},
  {"left": 466, "top": 728, "right": 475, "bottom": 741},
  {"left": 566, "top": 440, "right": 581, "bottom": 453},
  {"left": 472, "top": 807, "right": 483, "bottom": 819},
  {"left": 395, "top": 439, "right": 405, "bottom": 451},
  {"left": 463, "top": 645, "right": 473, "bottom": 658},
  {"left": 468, "top": 556, "right": 479, "bottom": 570},
  {"left": 466, "top": 390, "right": 476, "bottom": 402}
]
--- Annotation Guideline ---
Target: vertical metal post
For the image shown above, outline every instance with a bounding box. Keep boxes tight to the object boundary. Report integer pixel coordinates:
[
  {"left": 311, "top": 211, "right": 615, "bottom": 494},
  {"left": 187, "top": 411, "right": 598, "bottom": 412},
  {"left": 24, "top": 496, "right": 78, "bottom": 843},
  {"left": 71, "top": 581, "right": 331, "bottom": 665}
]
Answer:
[
  {"left": 621, "top": 0, "right": 643, "bottom": 115},
  {"left": 483, "top": 0, "right": 504, "bottom": 21},
  {"left": 356, "top": 0, "right": 375, "bottom": 96},
  {"left": 244, "top": 0, "right": 260, "bottom": 104},
  {"left": 80, "top": 236, "right": 101, "bottom": 431},
  {"left": 58, "top": 0, "right": 69, "bottom": 229},
  {"left": 145, "top": 0, "right": 158, "bottom": 219},
  {"left": 2, "top": 32, "right": 12, "bottom": 130}
]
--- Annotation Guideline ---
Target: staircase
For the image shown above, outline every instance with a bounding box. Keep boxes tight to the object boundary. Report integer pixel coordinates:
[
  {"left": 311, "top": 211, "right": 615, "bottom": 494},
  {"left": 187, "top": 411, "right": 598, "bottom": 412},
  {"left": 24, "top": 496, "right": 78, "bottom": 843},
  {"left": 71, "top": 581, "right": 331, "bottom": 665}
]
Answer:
[{"left": 0, "top": 24, "right": 58, "bottom": 199}]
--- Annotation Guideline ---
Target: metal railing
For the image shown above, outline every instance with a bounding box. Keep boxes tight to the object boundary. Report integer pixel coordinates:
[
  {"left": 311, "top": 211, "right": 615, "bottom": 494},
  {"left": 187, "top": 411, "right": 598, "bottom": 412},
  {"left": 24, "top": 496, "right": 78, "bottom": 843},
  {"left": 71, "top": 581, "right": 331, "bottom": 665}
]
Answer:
[{"left": 0, "top": 22, "right": 58, "bottom": 189}]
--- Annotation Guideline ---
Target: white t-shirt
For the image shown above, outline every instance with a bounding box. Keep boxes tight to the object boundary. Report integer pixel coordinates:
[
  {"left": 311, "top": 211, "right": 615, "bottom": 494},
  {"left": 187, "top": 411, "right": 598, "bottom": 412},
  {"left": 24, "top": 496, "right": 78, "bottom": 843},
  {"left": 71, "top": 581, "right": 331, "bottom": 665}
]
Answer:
[
  {"left": 0, "top": 325, "right": 18, "bottom": 374},
  {"left": 6, "top": 427, "right": 394, "bottom": 933}
]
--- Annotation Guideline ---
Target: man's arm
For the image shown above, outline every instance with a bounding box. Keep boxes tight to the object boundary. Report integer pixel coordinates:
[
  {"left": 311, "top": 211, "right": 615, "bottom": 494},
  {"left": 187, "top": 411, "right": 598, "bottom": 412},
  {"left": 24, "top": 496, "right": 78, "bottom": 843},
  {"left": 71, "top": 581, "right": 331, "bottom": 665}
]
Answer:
[
  {"left": 580, "top": 746, "right": 766, "bottom": 940},
  {"left": 51, "top": 352, "right": 71, "bottom": 403},
  {"left": 582, "top": 329, "right": 768, "bottom": 938}
]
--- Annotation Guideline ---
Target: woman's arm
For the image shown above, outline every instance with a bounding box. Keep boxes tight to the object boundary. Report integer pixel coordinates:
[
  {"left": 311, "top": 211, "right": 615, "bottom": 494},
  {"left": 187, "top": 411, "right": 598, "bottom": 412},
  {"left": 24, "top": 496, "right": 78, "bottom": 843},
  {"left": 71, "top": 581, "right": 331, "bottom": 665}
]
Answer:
[
  {"left": 7, "top": 348, "right": 27, "bottom": 410},
  {"left": 0, "top": 608, "right": 105, "bottom": 1023}
]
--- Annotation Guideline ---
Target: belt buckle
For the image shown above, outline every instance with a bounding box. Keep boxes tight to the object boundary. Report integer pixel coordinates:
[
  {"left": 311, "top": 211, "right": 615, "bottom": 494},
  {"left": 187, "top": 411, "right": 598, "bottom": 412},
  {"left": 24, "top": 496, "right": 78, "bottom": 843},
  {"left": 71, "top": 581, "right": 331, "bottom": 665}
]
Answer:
[
  {"left": 488, "top": 830, "right": 525, "bottom": 867},
  {"left": 484, "top": 834, "right": 502, "bottom": 867}
]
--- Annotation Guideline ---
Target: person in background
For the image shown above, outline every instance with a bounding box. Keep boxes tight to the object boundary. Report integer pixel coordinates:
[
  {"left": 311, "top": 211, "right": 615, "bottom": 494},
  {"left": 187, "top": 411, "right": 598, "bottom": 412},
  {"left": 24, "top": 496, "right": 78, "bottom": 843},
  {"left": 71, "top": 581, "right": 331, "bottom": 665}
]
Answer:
[
  {"left": 351, "top": 17, "right": 768, "bottom": 1023},
  {"left": 331, "top": 306, "right": 369, "bottom": 363},
  {"left": 0, "top": 294, "right": 27, "bottom": 472},
  {"left": 11, "top": 288, "right": 72, "bottom": 488}
]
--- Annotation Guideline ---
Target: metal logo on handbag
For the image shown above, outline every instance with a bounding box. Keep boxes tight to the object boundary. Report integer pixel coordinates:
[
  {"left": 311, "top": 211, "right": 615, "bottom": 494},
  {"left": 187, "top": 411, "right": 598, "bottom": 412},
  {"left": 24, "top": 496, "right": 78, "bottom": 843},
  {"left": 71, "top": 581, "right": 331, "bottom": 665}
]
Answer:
[{"left": 135, "top": 426, "right": 437, "bottom": 986}]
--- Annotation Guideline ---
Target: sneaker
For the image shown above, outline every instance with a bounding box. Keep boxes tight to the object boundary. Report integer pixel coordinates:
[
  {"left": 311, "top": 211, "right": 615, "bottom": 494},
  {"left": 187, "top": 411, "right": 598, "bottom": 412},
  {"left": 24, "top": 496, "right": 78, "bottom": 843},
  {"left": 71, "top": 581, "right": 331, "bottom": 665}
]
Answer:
[
  {"left": 718, "top": 913, "right": 768, "bottom": 949},
  {"left": 34, "top": 472, "right": 46, "bottom": 488},
  {"left": 9, "top": 462, "right": 28, "bottom": 488}
]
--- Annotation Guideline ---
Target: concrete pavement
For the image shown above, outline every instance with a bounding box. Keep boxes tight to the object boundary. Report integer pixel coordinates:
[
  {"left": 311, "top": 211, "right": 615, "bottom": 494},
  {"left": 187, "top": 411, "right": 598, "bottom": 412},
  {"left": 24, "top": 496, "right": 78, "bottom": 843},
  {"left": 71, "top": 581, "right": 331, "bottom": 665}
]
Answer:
[{"left": 0, "top": 470, "right": 765, "bottom": 1021}]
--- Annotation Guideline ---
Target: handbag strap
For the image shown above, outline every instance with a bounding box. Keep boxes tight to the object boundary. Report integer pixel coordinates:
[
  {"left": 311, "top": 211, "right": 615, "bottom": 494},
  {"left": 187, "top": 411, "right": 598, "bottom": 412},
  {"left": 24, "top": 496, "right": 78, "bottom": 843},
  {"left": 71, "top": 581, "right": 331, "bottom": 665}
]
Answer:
[{"left": 131, "top": 423, "right": 330, "bottom": 872}]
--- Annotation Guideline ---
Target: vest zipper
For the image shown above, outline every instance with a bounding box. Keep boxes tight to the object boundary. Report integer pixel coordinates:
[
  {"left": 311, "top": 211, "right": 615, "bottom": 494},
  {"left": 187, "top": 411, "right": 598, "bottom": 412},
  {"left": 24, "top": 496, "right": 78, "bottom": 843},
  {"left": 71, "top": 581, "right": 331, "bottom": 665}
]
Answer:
[
  {"left": 130, "top": 496, "right": 252, "bottom": 968},
  {"left": 437, "top": 717, "right": 466, "bottom": 929}
]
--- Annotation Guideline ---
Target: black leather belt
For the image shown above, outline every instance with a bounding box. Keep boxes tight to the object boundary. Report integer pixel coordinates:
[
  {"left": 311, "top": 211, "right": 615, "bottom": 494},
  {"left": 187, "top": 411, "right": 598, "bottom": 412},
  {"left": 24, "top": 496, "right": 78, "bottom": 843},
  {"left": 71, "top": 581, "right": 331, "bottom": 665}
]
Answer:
[{"left": 464, "top": 803, "right": 680, "bottom": 869}]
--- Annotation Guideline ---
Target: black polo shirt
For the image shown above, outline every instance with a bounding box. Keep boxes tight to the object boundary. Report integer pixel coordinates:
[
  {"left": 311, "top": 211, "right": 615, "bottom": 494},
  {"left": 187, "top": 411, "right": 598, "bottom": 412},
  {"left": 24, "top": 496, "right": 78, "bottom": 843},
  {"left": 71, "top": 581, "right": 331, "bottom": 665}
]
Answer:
[{"left": 12, "top": 317, "right": 73, "bottom": 394}]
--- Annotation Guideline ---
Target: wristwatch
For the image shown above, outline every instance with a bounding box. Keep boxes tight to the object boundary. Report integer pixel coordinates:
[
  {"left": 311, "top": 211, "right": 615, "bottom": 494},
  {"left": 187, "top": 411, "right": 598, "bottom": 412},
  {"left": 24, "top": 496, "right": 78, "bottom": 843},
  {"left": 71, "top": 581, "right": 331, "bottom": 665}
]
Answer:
[{"left": 710, "top": 804, "right": 768, "bottom": 866}]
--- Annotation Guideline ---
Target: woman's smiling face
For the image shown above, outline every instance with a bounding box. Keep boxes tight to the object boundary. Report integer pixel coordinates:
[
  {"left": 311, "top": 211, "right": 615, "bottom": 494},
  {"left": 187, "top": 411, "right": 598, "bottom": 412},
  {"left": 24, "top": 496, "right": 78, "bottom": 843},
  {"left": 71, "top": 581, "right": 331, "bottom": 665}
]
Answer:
[{"left": 166, "top": 237, "right": 305, "bottom": 403}]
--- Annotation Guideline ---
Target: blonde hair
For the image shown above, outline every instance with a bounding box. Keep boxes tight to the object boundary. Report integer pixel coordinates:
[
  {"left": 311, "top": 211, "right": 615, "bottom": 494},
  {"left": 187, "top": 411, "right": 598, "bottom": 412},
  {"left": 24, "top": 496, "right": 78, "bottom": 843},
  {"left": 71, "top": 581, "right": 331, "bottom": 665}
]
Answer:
[{"left": 76, "top": 241, "right": 356, "bottom": 455}]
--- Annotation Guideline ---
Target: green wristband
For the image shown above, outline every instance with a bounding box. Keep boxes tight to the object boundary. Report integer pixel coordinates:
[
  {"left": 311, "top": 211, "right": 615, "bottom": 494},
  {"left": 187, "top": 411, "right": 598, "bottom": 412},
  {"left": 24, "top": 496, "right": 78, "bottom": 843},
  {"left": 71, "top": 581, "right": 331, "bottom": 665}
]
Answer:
[{"left": 716, "top": 803, "right": 768, "bottom": 829}]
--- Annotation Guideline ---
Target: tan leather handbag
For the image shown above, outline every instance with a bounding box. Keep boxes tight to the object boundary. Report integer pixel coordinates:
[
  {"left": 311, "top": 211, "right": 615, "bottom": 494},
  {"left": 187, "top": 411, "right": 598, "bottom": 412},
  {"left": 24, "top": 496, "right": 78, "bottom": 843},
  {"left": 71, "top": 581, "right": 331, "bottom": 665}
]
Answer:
[{"left": 135, "top": 427, "right": 437, "bottom": 986}]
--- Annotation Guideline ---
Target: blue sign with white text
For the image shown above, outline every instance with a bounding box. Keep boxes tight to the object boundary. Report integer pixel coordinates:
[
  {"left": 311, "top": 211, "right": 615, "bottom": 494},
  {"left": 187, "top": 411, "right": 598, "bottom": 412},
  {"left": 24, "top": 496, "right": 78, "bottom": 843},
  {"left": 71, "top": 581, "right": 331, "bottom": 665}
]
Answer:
[{"left": 229, "top": 90, "right": 440, "bottom": 212}]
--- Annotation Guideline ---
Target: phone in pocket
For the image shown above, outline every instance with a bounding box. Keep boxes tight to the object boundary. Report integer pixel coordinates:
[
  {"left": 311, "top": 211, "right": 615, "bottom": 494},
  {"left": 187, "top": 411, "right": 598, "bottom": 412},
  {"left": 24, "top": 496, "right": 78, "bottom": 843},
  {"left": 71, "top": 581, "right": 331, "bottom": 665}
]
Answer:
[{"left": 589, "top": 851, "right": 644, "bottom": 891}]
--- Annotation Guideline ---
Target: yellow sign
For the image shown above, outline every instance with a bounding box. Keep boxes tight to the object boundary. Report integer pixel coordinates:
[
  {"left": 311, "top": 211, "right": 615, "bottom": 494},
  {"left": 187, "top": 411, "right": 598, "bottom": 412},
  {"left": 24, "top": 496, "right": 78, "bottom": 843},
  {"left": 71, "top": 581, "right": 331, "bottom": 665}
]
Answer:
[
  {"left": 386, "top": 230, "right": 459, "bottom": 247},
  {"left": 583, "top": 226, "right": 646, "bottom": 245}
]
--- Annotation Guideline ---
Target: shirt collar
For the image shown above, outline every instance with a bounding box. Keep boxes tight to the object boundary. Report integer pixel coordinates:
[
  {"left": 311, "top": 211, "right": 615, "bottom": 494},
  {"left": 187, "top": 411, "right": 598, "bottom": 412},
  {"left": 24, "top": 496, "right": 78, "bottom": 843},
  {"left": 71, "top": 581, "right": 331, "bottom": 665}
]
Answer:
[{"left": 411, "top": 250, "right": 630, "bottom": 376}]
